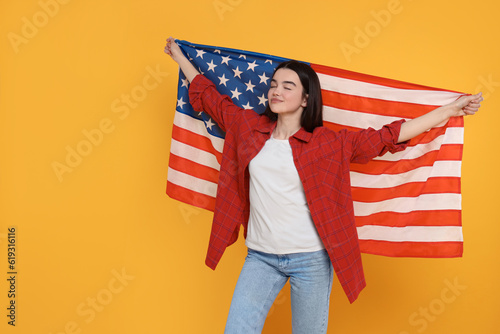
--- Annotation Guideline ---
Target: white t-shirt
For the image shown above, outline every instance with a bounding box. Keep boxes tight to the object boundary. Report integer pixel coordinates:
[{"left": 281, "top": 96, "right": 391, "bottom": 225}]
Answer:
[{"left": 245, "top": 135, "right": 325, "bottom": 254}]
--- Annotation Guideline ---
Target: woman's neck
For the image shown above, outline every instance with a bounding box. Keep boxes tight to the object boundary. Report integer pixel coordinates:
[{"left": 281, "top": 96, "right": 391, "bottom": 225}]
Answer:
[{"left": 273, "top": 115, "right": 302, "bottom": 140}]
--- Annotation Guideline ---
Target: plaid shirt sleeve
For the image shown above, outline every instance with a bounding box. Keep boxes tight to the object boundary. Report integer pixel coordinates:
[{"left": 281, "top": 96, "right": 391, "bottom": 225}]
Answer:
[
  {"left": 188, "top": 74, "right": 243, "bottom": 133},
  {"left": 345, "top": 120, "right": 409, "bottom": 164}
]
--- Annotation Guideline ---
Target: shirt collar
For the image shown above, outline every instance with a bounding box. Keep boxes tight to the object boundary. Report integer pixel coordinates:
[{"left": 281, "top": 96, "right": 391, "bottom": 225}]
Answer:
[
  {"left": 291, "top": 127, "right": 313, "bottom": 143},
  {"left": 255, "top": 115, "right": 313, "bottom": 142}
]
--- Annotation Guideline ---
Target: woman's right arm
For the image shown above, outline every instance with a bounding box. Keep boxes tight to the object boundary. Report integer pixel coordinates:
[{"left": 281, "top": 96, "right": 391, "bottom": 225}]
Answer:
[
  {"left": 164, "top": 37, "right": 245, "bottom": 132},
  {"left": 164, "top": 37, "right": 199, "bottom": 82}
]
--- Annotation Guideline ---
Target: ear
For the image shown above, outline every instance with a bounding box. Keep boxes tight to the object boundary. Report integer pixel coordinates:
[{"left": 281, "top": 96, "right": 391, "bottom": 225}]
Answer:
[{"left": 301, "top": 94, "right": 308, "bottom": 108}]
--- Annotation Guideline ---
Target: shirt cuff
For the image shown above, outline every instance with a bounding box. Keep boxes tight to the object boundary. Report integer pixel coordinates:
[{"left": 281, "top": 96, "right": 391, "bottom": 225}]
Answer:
[{"left": 382, "top": 119, "right": 409, "bottom": 154}]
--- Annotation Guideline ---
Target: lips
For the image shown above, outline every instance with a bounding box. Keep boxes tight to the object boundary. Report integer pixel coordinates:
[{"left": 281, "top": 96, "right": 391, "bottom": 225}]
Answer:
[{"left": 270, "top": 98, "right": 282, "bottom": 103}]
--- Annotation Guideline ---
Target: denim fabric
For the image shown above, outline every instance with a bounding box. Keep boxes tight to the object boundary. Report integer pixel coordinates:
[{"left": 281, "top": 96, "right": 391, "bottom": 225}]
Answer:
[{"left": 224, "top": 248, "right": 334, "bottom": 334}]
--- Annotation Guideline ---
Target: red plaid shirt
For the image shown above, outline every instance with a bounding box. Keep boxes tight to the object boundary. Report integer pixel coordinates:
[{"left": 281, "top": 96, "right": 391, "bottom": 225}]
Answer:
[{"left": 189, "top": 75, "right": 408, "bottom": 303}]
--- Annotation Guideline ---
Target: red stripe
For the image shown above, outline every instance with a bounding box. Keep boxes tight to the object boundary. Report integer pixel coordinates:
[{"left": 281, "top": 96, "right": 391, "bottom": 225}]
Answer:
[
  {"left": 355, "top": 210, "right": 462, "bottom": 227},
  {"left": 359, "top": 239, "right": 463, "bottom": 258},
  {"left": 168, "top": 154, "right": 220, "bottom": 184},
  {"left": 350, "top": 145, "right": 463, "bottom": 175},
  {"left": 324, "top": 122, "right": 359, "bottom": 133},
  {"left": 322, "top": 89, "right": 437, "bottom": 118},
  {"left": 352, "top": 177, "right": 461, "bottom": 203},
  {"left": 450, "top": 115, "right": 464, "bottom": 128},
  {"left": 311, "top": 63, "right": 462, "bottom": 93},
  {"left": 166, "top": 181, "right": 216, "bottom": 211},
  {"left": 407, "top": 125, "right": 447, "bottom": 146},
  {"left": 172, "top": 124, "right": 223, "bottom": 164}
]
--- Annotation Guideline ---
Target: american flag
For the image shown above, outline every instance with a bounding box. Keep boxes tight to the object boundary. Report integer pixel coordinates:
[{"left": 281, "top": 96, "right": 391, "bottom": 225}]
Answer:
[{"left": 166, "top": 39, "right": 464, "bottom": 258}]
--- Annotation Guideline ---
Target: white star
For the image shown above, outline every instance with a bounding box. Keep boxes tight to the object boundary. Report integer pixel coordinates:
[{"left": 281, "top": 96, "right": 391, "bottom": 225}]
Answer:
[
  {"left": 239, "top": 54, "right": 247, "bottom": 59},
  {"left": 177, "top": 97, "right": 187, "bottom": 109},
  {"left": 257, "top": 94, "right": 268, "bottom": 106},
  {"left": 196, "top": 49, "right": 206, "bottom": 59},
  {"left": 207, "top": 60, "right": 217, "bottom": 72},
  {"left": 181, "top": 78, "right": 189, "bottom": 88},
  {"left": 218, "top": 73, "right": 229, "bottom": 86},
  {"left": 221, "top": 56, "right": 231, "bottom": 65},
  {"left": 265, "top": 59, "right": 273, "bottom": 64},
  {"left": 247, "top": 60, "right": 258, "bottom": 72},
  {"left": 205, "top": 118, "right": 215, "bottom": 130},
  {"left": 245, "top": 80, "right": 256, "bottom": 92},
  {"left": 242, "top": 102, "right": 253, "bottom": 110},
  {"left": 214, "top": 49, "right": 221, "bottom": 54},
  {"left": 258, "top": 72, "right": 270, "bottom": 84},
  {"left": 230, "top": 87, "right": 242, "bottom": 100},
  {"left": 232, "top": 66, "right": 243, "bottom": 78}
]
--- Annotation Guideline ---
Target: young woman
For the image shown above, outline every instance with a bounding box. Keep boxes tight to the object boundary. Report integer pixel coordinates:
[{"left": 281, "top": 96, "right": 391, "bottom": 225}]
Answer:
[{"left": 164, "top": 37, "right": 482, "bottom": 334}]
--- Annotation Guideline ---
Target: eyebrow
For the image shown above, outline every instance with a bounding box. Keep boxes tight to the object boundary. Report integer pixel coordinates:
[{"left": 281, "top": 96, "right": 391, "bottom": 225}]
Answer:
[{"left": 270, "top": 79, "right": 297, "bottom": 86}]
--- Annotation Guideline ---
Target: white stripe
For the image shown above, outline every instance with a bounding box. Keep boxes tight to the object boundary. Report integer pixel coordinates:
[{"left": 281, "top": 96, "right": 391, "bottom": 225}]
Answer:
[
  {"left": 173, "top": 111, "right": 224, "bottom": 153},
  {"left": 170, "top": 139, "right": 221, "bottom": 170},
  {"left": 350, "top": 160, "right": 462, "bottom": 188},
  {"left": 167, "top": 167, "right": 218, "bottom": 197},
  {"left": 323, "top": 106, "right": 405, "bottom": 130},
  {"left": 442, "top": 126, "right": 464, "bottom": 144},
  {"left": 353, "top": 193, "right": 462, "bottom": 217},
  {"left": 357, "top": 225, "right": 463, "bottom": 242},
  {"left": 374, "top": 127, "right": 464, "bottom": 162},
  {"left": 318, "top": 73, "right": 462, "bottom": 106}
]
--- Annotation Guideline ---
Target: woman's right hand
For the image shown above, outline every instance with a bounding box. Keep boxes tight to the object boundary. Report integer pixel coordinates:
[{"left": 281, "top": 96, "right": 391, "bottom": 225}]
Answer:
[
  {"left": 163, "top": 37, "right": 200, "bottom": 83},
  {"left": 164, "top": 37, "right": 185, "bottom": 63}
]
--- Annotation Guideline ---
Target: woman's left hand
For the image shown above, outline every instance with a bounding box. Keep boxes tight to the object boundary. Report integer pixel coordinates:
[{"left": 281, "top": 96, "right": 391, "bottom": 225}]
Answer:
[
  {"left": 398, "top": 92, "right": 483, "bottom": 143},
  {"left": 451, "top": 92, "right": 483, "bottom": 117}
]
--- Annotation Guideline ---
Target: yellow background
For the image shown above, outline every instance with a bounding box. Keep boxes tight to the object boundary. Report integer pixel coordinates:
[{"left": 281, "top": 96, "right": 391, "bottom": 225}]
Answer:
[{"left": 1, "top": 0, "right": 499, "bottom": 333}]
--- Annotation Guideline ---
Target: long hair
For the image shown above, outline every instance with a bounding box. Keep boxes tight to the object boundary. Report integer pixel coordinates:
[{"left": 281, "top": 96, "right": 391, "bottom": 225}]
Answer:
[{"left": 263, "top": 60, "right": 323, "bottom": 132}]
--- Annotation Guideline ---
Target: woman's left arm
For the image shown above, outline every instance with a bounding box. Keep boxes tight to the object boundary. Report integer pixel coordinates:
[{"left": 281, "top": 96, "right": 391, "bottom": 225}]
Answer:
[{"left": 398, "top": 92, "right": 483, "bottom": 143}]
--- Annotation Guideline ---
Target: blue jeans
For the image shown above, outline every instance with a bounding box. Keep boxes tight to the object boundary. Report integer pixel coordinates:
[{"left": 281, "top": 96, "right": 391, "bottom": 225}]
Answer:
[{"left": 224, "top": 248, "right": 334, "bottom": 334}]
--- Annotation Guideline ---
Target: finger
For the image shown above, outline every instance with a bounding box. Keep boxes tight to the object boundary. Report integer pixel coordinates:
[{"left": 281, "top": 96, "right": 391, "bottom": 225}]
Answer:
[
  {"left": 462, "top": 97, "right": 480, "bottom": 109},
  {"left": 463, "top": 106, "right": 478, "bottom": 114},
  {"left": 465, "top": 102, "right": 480, "bottom": 109},
  {"left": 465, "top": 92, "right": 482, "bottom": 101},
  {"left": 471, "top": 92, "right": 483, "bottom": 103}
]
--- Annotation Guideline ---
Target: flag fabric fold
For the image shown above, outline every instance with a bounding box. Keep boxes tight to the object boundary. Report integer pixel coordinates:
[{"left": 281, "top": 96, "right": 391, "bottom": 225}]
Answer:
[{"left": 166, "top": 39, "right": 464, "bottom": 258}]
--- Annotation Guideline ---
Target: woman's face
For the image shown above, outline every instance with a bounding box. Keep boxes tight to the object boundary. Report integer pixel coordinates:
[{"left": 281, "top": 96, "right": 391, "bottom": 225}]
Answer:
[{"left": 267, "top": 68, "right": 307, "bottom": 117}]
